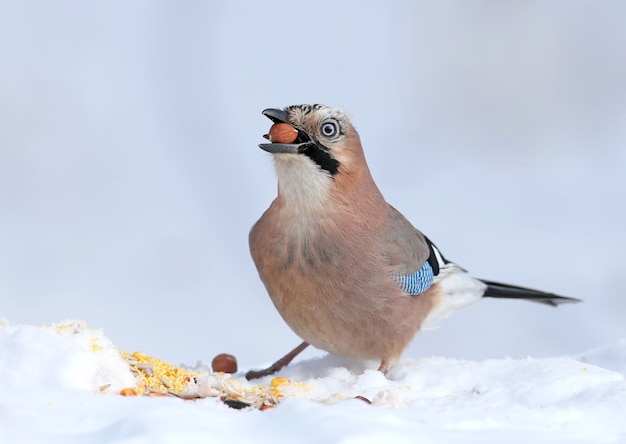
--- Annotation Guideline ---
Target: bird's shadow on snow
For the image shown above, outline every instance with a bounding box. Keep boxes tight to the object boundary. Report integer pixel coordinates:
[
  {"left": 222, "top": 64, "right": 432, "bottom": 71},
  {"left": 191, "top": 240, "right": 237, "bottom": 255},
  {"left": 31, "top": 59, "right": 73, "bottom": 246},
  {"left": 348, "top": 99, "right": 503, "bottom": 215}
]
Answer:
[{"left": 244, "top": 354, "right": 384, "bottom": 382}]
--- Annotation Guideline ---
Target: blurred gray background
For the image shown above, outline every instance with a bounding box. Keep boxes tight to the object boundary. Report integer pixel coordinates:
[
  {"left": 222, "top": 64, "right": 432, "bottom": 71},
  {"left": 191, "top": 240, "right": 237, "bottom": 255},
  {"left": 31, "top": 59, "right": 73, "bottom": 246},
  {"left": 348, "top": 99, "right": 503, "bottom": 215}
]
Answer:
[{"left": 1, "top": 1, "right": 624, "bottom": 369}]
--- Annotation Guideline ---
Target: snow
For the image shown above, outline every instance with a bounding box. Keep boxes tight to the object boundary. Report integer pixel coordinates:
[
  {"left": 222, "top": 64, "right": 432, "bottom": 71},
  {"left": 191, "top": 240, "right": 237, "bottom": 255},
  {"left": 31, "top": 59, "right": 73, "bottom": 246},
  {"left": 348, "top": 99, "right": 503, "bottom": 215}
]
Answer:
[
  {"left": 1, "top": 1, "right": 625, "bottom": 442},
  {"left": 1, "top": 320, "right": 624, "bottom": 443},
  {"left": 0, "top": 320, "right": 135, "bottom": 393}
]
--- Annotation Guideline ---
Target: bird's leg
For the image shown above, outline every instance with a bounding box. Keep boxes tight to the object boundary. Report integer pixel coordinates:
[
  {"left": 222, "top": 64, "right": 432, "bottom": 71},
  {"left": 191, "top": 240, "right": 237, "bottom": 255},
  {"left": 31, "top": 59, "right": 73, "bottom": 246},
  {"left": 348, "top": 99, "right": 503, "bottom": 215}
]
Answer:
[
  {"left": 245, "top": 341, "right": 310, "bottom": 380},
  {"left": 377, "top": 359, "right": 390, "bottom": 375}
]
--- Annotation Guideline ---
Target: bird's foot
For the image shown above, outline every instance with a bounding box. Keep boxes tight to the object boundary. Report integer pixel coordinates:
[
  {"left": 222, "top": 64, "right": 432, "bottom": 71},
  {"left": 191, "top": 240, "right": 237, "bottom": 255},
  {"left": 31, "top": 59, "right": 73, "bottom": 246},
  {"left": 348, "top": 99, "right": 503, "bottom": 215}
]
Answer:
[
  {"left": 245, "top": 341, "right": 309, "bottom": 380},
  {"left": 377, "top": 360, "right": 390, "bottom": 375}
]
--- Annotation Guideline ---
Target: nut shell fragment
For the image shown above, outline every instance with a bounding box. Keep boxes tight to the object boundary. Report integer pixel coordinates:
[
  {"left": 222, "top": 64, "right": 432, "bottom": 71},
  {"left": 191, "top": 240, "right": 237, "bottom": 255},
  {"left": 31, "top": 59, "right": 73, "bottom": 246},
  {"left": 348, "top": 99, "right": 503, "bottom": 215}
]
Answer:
[{"left": 269, "top": 123, "right": 298, "bottom": 144}]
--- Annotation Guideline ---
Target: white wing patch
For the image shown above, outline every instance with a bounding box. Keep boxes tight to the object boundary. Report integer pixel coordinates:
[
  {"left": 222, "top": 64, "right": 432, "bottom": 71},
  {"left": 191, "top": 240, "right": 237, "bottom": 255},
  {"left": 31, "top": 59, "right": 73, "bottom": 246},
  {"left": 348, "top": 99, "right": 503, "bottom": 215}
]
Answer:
[{"left": 422, "top": 264, "right": 486, "bottom": 330}]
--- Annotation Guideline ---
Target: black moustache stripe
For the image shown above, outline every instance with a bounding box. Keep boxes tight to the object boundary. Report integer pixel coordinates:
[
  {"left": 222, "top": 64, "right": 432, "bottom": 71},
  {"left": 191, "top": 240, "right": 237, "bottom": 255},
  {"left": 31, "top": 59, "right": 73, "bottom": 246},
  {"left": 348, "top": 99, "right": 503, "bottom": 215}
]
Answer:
[{"left": 302, "top": 143, "right": 339, "bottom": 176}]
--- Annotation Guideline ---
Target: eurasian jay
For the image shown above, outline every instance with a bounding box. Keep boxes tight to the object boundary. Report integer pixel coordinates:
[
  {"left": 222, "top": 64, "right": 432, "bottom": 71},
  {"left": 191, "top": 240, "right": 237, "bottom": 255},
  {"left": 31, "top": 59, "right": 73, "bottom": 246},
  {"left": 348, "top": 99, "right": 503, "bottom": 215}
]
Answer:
[{"left": 247, "top": 104, "right": 579, "bottom": 380}]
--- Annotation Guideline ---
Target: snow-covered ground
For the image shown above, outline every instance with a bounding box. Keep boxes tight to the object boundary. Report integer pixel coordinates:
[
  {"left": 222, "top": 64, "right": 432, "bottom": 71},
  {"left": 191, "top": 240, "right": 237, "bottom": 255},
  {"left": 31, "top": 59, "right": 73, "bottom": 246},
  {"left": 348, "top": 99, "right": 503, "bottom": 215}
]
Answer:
[
  {"left": 1, "top": 2, "right": 625, "bottom": 442},
  {"left": 1, "top": 320, "right": 625, "bottom": 443}
]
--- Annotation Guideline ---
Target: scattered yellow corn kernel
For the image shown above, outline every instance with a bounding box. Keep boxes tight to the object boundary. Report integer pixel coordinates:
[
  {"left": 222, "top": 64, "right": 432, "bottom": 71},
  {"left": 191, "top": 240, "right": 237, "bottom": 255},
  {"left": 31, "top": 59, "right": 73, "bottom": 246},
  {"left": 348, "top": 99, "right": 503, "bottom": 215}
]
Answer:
[
  {"left": 132, "top": 351, "right": 149, "bottom": 360},
  {"left": 270, "top": 377, "right": 290, "bottom": 388}
]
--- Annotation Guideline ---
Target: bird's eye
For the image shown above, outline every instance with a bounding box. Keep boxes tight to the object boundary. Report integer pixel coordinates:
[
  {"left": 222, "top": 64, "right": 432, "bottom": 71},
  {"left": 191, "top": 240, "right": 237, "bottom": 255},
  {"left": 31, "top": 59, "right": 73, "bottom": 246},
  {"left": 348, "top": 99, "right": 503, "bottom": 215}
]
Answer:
[{"left": 321, "top": 122, "right": 338, "bottom": 138}]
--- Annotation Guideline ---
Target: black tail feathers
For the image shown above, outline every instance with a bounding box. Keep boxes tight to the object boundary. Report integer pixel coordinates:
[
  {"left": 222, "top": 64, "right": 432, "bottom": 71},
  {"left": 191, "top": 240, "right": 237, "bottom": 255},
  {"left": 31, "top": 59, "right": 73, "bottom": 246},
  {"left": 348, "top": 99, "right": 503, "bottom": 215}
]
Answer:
[{"left": 480, "top": 279, "right": 581, "bottom": 307}]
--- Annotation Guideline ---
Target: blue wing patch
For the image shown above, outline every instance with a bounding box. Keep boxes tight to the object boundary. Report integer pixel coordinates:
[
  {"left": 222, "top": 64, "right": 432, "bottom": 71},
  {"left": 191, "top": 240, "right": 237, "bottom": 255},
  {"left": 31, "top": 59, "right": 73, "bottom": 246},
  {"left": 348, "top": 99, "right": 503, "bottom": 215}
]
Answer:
[{"left": 396, "top": 261, "right": 434, "bottom": 295}]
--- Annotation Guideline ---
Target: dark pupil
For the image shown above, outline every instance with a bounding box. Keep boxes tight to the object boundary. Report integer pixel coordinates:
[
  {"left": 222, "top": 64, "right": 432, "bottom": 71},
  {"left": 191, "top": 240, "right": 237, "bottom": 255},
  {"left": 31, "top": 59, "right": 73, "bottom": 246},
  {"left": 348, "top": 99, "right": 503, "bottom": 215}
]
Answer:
[{"left": 322, "top": 123, "right": 336, "bottom": 136}]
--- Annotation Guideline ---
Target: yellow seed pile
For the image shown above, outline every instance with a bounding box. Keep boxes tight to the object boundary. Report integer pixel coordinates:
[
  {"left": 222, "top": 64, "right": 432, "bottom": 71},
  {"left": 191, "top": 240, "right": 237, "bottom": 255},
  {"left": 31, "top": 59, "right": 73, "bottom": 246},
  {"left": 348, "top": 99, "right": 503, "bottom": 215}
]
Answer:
[
  {"left": 42, "top": 321, "right": 306, "bottom": 409},
  {"left": 118, "top": 350, "right": 305, "bottom": 410},
  {"left": 121, "top": 351, "right": 196, "bottom": 396}
]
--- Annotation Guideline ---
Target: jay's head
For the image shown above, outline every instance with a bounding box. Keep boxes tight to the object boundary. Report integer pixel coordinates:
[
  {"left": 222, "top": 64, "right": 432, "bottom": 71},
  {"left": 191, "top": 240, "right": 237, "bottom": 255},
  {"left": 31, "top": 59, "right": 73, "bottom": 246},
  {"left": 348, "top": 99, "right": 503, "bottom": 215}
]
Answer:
[{"left": 259, "top": 104, "right": 366, "bottom": 179}]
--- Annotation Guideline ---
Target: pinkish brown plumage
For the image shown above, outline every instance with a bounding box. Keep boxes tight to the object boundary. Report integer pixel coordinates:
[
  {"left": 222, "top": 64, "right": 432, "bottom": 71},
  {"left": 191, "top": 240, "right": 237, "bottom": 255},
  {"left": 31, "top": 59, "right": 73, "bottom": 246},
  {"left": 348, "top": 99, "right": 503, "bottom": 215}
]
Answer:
[{"left": 247, "top": 104, "right": 579, "bottom": 380}]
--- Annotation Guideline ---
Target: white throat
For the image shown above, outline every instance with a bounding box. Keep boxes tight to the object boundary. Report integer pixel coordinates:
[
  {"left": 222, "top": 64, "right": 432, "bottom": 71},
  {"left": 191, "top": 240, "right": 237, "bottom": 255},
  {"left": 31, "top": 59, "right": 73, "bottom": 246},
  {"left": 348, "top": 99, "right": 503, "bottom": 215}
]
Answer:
[{"left": 273, "top": 154, "right": 333, "bottom": 215}]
